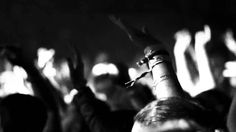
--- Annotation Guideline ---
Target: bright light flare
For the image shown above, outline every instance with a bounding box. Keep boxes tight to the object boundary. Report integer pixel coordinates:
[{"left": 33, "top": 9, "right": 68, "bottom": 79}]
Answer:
[
  {"left": 224, "top": 30, "right": 236, "bottom": 55},
  {"left": 128, "top": 68, "right": 138, "bottom": 80},
  {"left": 223, "top": 61, "right": 236, "bottom": 77},
  {"left": 174, "top": 30, "right": 191, "bottom": 46},
  {"left": 37, "top": 48, "right": 55, "bottom": 68},
  {"left": 0, "top": 66, "right": 33, "bottom": 97},
  {"left": 195, "top": 25, "right": 211, "bottom": 45},
  {"left": 37, "top": 47, "right": 57, "bottom": 77},
  {"left": 64, "top": 89, "right": 78, "bottom": 104},
  {"left": 92, "top": 63, "right": 119, "bottom": 76},
  {"left": 36, "top": 47, "right": 60, "bottom": 92},
  {"left": 13, "top": 66, "right": 28, "bottom": 79},
  {"left": 42, "top": 62, "right": 57, "bottom": 77}
]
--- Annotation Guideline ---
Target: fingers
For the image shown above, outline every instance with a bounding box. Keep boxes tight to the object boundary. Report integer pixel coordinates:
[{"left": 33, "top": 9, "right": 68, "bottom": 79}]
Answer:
[
  {"left": 68, "top": 43, "right": 81, "bottom": 66},
  {"left": 175, "top": 29, "right": 190, "bottom": 36},
  {"left": 224, "top": 61, "right": 236, "bottom": 77},
  {"left": 67, "top": 44, "right": 84, "bottom": 77},
  {"left": 224, "top": 30, "right": 236, "bottom": 55},
  {"left": 174, "top": 29, "right": 192, "bottom": 51},
  {"left": 174, "top": 29, "right": 191, "bottom": 41},
  {"left": 109, "top": 15, "right": 119, "bottom": 24},
  {"left": 109, "top": 15, "right": 148, "bottom": 44},
  {"left": 70, "top": 44, "right": 84, "bottom": 71},
  {"left": 195, "top": 25, "right": 211, "bottom": 45},
  {"left": 109, "top": 15, "right": 121, "bottom": 26},
  {"left": 204, "top": 25, "right": 211, "bottom": 39},
  {"left": 110, "top": 16, "right": 161, "bottom": 46},
  {"left": 109, "top": 15, "right": 128, "bottom": 32}
]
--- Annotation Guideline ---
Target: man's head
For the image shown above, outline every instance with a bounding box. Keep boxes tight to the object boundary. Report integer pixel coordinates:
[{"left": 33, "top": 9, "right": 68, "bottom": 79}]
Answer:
[
  {"left": 0, "top": 94, "right": 47, "bottom": 132},
  {"left": 92, "top": 62, "right": 130, "bottom": 94},
  {"left": 132, "top": 97, "right": 216, "bottom": 132}
]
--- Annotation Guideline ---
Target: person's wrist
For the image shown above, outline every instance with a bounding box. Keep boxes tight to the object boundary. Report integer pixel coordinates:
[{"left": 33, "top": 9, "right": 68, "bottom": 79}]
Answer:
[
  {"left": 195, "top": 42, "right": 207, "bottom": 49},
  {"left": 173, "top": 46, "right": 186, "bottom": 54}
]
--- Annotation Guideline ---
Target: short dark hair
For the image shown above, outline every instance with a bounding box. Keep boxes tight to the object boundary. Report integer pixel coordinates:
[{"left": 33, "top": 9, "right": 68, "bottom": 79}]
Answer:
[
  {"left": 0, "top": 94, "right": 48, "bottom": 132},
  {"left": 134, "top": 97, "right": 215, "bottom": 131}
]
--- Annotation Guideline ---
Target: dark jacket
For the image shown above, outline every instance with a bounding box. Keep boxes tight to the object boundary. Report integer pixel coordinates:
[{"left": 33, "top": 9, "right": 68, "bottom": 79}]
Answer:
[{"left": 72, "top": 86, "right": 137, "bottom": 132}]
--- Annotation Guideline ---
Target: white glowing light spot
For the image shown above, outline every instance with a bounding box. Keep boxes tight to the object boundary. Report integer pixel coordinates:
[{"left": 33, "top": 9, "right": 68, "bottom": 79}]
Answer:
[
  {"left": 0, "top": 70, "right": 33, "bottom": 97},
  {"left": 37, "top": 48, "right": 55, "bottom": 68},
  {"left": 37, "top": 47, "right": 57, "bottom": 78},
  {"left": 92, "top": 63, "right": 108, "bottom": 76},
  {"left": 36, "top": 47, "right": 60, "bottom": 91},
  {"left": 13, "top": 66, "right": 28, "bottom": 79},
  {"left": 195, "top": 25, "right": 211, "bottom": 45},
  {"left": 43, "top": 62, "right": 57, "bottom": 77},
  {"left": 225, "top": 61, "right": 236, "bottom": 69},
  {"left": 128, "top": 68, "right": 138, "bottom": 80},
  {"left": 64, "top": 89, "right": 78, "bottom": 104},
  {"left": 223, "top": 69, "right": 236, "bottom": 77},
  {"left": 225, "top": 30, "right": 236, "bottom": 56},
  {"left": 107, "top": 64, "right": 119, "bottom": 75},
  {"left": 223, "top": 61, "right": 236, "bottom": 77},
  {"left": 92, "top": 63, "right": 119, "bottom": 76}
]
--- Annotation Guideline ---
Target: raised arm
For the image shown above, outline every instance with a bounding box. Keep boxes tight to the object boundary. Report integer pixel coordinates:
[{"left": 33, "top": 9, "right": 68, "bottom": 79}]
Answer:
[
  {"left": 223, "top": 29, "right": 236, "bottom": 132},
  {"left": 224, "top": 30, "right": 236, "bottom": 56},
  {"left": 173, "top": 30, "right": 196, "bottom": 94},
  {"left": 3, "top": 46, "right": 62, "bottom": 132},
  {"left": 109, "top": 15, "right": 162, "bottom": 47},
  {"left": 194, "top": 25, "right": 215, "bottom": 91},
  {"left": 68, "top": 46, "right": 136, "bottom": 132},
  {"left": 110, "top": 16, "right": 186, "bottom": 99},
  {"left": 145, "top": 45, "right": 186, "bottom": 99}
]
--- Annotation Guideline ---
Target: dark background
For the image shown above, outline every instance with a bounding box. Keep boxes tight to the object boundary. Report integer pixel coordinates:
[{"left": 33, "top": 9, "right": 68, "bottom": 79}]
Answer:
[{"left": 0, "top": 0, "right": 236, "bottom": 66}]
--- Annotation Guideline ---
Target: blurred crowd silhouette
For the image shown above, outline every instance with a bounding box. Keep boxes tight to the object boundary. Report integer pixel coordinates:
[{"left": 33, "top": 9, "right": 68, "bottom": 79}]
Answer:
[{"left": 0, "top": 15, "right": 235, "bottom": 132}]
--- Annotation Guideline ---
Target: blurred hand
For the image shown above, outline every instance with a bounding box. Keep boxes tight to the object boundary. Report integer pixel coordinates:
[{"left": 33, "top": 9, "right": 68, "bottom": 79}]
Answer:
[
  {"left": 223, "top": 61, "right": 236, "bottom": 77},
  {"left": 174, "top": 29, "right": 192, "bottom": 52},
  {"left": 195, "top": 25, "right": 211, "bottom": 47},
  {"left": 224, "top": 30, "right": 236, "bottom": 56},
  {"left": 67, "top": 44, "right": 87, "bottom": 89},
  {"left": 109, "top": 15, "right": 161, "bottom": 47}
]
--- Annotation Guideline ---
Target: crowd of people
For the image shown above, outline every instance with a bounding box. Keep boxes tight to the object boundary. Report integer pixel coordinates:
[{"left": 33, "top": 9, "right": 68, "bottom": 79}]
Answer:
[{"left": 0, "top": 17, "right": 235, "bottom": 132}]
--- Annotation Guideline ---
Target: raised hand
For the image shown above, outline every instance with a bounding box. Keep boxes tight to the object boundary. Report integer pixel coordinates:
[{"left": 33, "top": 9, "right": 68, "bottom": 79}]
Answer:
[
  {"left": 109, "top": 15, "right": 161, "bottom": 47},
  {"left": 67, "top": 44, "right": 87, "bottom": 89},
  {"left": 223, "top": 61, "right": 236, "bottom": 77},
  {"left": 195, "top": 25, "right": 211, "bottom": 47},
  {"left": 194, "top": 25, "right": 215, "bottom": 91},
  {"left": 174, "top": 29, "right": 192, "bottom": 52},
  {"left": 173, "top": 29, "right": 196, "bottom": 95},
  {"left": 224, "top": 30, "right": 236, "bottom": 56}
]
